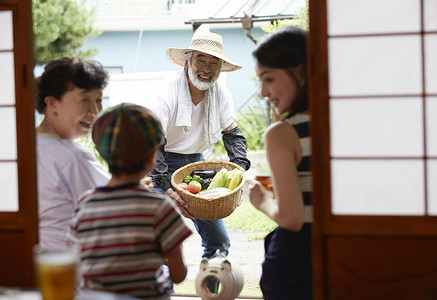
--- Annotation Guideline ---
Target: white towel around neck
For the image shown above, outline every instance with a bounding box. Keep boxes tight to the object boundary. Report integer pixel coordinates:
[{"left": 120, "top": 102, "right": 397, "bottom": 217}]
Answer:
[{"left": 175, "top": 72, "right": 221, "bottom": 147}]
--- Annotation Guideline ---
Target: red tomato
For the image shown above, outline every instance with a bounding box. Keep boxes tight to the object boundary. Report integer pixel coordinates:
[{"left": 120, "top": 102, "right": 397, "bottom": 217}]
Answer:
[{"left": 187, "top": 180, "right": 201, "bottom": 194}]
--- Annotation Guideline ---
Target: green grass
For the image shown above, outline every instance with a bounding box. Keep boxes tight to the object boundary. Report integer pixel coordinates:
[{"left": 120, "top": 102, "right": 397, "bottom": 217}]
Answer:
[
  {"left": 224, "top": 202, "right": 277, "bottom": 241},
  {"left": 174, "top": 280, "right": 196, "bottom": 295}
]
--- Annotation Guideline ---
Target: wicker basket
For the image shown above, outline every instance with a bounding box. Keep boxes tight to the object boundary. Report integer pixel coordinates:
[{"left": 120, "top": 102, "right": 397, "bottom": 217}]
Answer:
[{"left": 171, "top": 161, "right": 245, "bottom": 220}]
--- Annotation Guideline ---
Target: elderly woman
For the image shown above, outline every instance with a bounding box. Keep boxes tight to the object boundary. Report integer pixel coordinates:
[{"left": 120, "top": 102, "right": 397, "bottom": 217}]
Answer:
[{"left": 35, "top": 57, "right": 110, "bottom": 250}]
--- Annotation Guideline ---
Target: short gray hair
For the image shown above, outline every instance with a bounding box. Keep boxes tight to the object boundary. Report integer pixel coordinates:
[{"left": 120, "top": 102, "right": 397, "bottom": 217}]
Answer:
[
  {"left": 184, "top": 51, "right": 223, "bottom": 73},
  {"left": 185, "top": 51, "right": 193, "bottom": 65}
]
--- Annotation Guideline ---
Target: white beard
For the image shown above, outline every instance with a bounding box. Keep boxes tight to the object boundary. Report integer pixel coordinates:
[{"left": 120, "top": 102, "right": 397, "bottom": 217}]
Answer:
[{"left": 187, "top": 62, "right": 218, "bottom": 91}]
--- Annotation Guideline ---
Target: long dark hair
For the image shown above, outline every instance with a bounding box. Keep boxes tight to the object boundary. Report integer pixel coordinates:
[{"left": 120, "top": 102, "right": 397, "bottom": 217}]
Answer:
[{"left": 252, "top": 27, "right": 308, "bottom": 118}]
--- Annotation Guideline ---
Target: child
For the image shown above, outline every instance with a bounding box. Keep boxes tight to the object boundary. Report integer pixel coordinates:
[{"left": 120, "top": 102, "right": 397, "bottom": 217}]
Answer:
[
  {"left": 69, "top": 103, "right": 192, "bottom": 300},
  {"left": 36, "top": 57, "right": 111, "bottom": 250},
  {"left": 249, "top": 27, "right": 313, "bottom": 299}
]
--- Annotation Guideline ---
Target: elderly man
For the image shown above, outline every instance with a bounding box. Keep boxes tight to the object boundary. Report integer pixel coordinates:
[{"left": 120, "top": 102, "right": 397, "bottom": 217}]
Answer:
[{"left": 150, "top": 27, "right": 251, "bottom": 265}]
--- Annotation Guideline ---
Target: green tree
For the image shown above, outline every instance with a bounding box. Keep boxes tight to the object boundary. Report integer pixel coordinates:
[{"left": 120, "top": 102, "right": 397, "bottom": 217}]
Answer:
[
  {"left": 212, "top": 107, "right": 267, "bottom": 155},
  {"left": 75, "top": 133, "right": 108, "bottom": 170},
  {"left": 32, "top": 0, "right": 100, "bottom": 65},
  {"left": 261, "top": 0, "right": 308, "bottom": 35}
]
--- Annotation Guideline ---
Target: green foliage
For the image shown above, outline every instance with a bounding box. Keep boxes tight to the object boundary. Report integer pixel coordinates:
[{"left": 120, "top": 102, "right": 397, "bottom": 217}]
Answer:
[
  {"left": 74, "top": 133, "right": 108, "bottom": 170},
  {"left": 212, "top": 107, "right": 267, "bottom": 156},
  {"left": 32, "top": 0, "right": 101, "bottom": 65},
  {"left": 260, "top": 19, "right": 295, "bottom": 35},
  {"left": 290, "top": 0, "right": 309, "bottom": 31},
  {"left": 237, "top": 110, "right": 267, "bottom": 151},
  {"left": 260, "top": 0, "right": 309, "bottom": 35},
  {"left": 212, "top": 139, "right": 226, "bottom": 155}
]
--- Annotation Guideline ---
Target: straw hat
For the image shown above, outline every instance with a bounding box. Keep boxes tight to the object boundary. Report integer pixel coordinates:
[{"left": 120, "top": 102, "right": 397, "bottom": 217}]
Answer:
[{"left": 166, "top": 29, "right": 242, "bottom": 72}]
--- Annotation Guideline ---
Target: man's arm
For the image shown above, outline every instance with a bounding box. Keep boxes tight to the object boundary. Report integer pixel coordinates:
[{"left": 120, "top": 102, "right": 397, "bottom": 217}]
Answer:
[
  {"left": 150, "top": 141, "right": 194, "bottom": 219},
  {"left": 222, "top": 122, "right": 251, "bottom": 171}
]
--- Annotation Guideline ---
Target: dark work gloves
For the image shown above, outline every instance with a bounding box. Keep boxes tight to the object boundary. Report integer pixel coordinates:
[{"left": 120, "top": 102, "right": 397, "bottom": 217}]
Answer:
[
  {"left": 150, "top": 142, "right": 172, "bottom": 192},
  {"left": 222, "top": 126, "right": 251, "bottom": 171}
]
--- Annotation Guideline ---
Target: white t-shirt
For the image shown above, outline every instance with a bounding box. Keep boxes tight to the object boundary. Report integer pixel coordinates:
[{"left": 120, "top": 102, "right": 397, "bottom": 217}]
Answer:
[
  {"left": 154, "top": 70, "right": 237, "bottom": 154},
  {"left": 36, "top": 133, "right": 110, "bottom": 250}
]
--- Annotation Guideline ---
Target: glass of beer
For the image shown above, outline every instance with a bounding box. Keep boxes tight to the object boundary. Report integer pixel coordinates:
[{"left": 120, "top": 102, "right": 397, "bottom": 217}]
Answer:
[
  {"left": 254, "top": 161, "right": 273, "bottom": 191},
  {"left": 255, "top": 175, "right": 273, "bottom": 191},
  {"left": 33, "top": 244, "right": 79, "bottom": 300}
]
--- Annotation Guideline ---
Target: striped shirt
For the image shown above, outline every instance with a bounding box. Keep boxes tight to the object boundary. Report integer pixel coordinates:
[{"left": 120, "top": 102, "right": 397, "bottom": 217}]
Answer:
[
  {"left": 284, "top": 113, "right": 312, "bottom": 208},
  {"left": 69, "top": 184, "right": 192, "bottom": 300}
]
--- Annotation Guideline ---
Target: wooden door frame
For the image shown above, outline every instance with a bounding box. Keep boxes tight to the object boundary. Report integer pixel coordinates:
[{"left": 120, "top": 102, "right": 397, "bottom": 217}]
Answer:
[
  {"left": 308, "top": 0, "right": 329, "bottom": 297},
  {"left": 0, "top": 0, "right": 38, "bottom": 288}
]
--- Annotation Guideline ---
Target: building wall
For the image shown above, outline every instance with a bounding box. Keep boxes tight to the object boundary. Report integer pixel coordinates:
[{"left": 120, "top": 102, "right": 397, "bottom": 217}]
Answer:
[{"left": 83, "top": 27, "right": 265, "bottom": 111}]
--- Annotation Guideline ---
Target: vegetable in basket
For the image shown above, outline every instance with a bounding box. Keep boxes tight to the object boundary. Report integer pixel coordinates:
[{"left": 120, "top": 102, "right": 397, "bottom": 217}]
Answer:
[
  {"left": 191, "top": 170, "right": 217, "bottom": 179},
  {"left": 197, "top": 187, "right": 231, "bottom": 198},
  {"left": 207, "top": 168, "right": 243, "bottom": 191},
  {"left": 183, "top": 174, "right": 204, "bottom": 184},
  {"left": 191, "top": 175, "right": 204, "bottom": 184},
  {"left": 183, "top": 175, "right": 192, "bottom": 184}
]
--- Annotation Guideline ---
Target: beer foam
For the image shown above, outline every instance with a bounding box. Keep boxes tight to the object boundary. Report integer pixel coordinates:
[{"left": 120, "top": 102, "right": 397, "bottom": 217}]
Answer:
[{"left": 37, "top": 251, "right": 77, "bottom": 265}]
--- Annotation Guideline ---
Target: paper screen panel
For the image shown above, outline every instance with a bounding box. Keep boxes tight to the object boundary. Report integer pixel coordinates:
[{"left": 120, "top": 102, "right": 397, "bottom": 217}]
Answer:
[
  {"left": 0, "top": 107, "right": 17, "bottom": 160},
  {"left": 428, "top": 160, "right": 437, "bottom": 215},
  {"left": 424, "top": 0, "right": 437, "bottom": 31},
  {"left": 328, "top": 36, "right": 422, "bottom": 97},
  {"left": 331, "top": 159, "right": 425, "bottom": 215},
  {"left": 425, "top": 34, "right": 437, "bottom": 94},
  {"left": 330, "top": 98, "right": 423, "bottom": 157},
  {"left": 328, "top": 0, "right": 420, "bottom": 35},
  {"left": 0, "top": 162, "right": 18, "bottom": 212},
  {"left": 0, "top": 52, "right": 15, "bottom": 105},
  {"left": 0, "top": 10, "right": 13, "bottom": 50},
  {"left": 427, "top": 97, "right": 437, "bottom": 156}
]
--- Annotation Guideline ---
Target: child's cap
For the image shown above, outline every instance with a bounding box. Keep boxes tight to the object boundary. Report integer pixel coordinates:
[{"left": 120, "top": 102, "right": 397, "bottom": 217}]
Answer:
[{"left": 92, "top": 102, "right": 165, "bottom": 169}]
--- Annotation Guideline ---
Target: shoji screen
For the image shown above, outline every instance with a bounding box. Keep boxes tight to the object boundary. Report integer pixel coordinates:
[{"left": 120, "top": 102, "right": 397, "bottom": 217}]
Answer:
[
  {"left": 327, "top": 0, "right": 437, "bottom": 216},
  {"left": 0, "top": 10, "right": 18, "bottom": 212},
  {"left": 310, "top": 1, "right": 437, "bottom": 297}
]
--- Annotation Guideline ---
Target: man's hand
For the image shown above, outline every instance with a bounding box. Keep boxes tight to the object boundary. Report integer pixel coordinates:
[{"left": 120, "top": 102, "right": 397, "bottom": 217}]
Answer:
[
  {"left": 165, "top": 188, "right": 195, "bottom": 219},
  {"left": 237, "top": 186, "right": 245, "bottom": 206}
]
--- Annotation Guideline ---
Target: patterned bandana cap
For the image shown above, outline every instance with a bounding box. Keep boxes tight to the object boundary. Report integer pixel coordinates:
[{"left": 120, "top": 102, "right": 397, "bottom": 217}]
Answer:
[{"left": 92, "top": 102, "right": 165, "bottom": 169}]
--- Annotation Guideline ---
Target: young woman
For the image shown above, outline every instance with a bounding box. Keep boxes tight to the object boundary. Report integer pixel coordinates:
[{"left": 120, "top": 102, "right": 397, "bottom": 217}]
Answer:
[{"left": 249, "top": 27, "right": 312, "bottom": 299}]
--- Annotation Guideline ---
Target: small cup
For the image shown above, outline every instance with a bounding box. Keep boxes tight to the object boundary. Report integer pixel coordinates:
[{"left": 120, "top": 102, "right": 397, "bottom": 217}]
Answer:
[
  {"left": 255, "top": 175, "right": 273, "bottom": 191},
  {"left": 33, "top": 244, "right": 79, "bottom": 300}
]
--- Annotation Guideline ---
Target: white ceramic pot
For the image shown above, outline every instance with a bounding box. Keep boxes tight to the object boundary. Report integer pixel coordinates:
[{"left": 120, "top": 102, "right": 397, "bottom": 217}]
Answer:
[{"left": 195, "top": 255, "right": 244, "bottom": 300}]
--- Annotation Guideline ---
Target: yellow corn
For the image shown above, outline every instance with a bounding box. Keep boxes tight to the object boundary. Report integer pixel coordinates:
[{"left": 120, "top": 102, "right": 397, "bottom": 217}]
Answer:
[
  {"left": 223, "top": 168, "right": 237, "bottom": 188},
  {"left": 207, "top": 168, "right": 228, "bottom": 189},
  {"left": 228, "top": 170, "right": 243, "bottom": 190}
]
